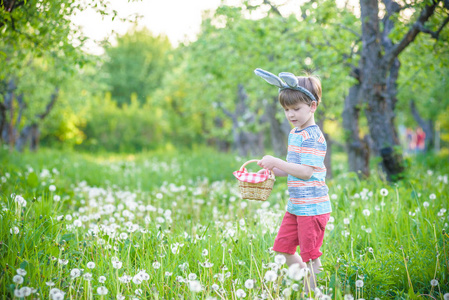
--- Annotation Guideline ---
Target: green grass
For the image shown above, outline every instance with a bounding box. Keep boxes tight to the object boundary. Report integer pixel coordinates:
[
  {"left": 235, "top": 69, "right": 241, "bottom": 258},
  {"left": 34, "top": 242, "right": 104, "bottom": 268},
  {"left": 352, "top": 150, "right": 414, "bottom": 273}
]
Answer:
[{"left": 0, "top": 146, "right": 448, "bottom": 299}]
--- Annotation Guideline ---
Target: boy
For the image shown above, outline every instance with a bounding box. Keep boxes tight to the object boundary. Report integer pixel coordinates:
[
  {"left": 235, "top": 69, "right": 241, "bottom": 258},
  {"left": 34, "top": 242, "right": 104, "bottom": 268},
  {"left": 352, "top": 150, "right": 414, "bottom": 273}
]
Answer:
[{"left": 254, "top": 68, "right": 331, "bottom": 293}]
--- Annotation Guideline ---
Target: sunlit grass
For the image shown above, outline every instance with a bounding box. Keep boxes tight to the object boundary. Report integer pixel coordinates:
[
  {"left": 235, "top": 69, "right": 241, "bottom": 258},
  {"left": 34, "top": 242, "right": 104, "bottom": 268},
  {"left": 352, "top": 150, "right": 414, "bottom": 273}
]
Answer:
[{"left": 0, "top": 147, "right": 448, "bottom": 299}]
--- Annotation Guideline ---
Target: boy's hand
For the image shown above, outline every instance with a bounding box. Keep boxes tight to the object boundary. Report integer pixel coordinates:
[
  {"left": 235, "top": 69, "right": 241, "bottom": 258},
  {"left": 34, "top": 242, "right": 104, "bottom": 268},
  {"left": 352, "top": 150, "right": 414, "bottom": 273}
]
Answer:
[{"left": 257, "top": 155, "right": 281, "bottom": 170}]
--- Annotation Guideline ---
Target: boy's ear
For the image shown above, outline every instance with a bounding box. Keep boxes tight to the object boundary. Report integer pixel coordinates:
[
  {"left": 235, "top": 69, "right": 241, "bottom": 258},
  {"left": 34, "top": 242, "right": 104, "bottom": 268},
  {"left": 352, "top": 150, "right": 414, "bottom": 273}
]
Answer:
[{"left": 310, "top": 101, "right": 317, "bottom": 113}]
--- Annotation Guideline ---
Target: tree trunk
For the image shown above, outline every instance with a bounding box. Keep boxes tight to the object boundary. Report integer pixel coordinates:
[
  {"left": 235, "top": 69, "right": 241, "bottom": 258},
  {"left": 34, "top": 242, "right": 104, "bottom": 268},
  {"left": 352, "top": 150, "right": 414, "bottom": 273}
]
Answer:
[
  {"left": 0, "top": 102, "right": 5, "bottom": 144},
  {"left": 263, "top": 96, "right": 288, "bottom": 157},
  {"left": 342, "top": 82, "right": 370, "bottom": 177},
  {"left": 16, "top": 124, "right": 33, "bottom": 152},
  {"left": 30, "top": 124, "right": 40, "bottom": 151},
  {"left": 360, "top": 0, "right": 404, "bottom": 181},
  {"left": 410, "top": 99, "right": 434, "bottom": 151},
  {"left": 220, "top": 84, "right": 265, "bottom": 157}
]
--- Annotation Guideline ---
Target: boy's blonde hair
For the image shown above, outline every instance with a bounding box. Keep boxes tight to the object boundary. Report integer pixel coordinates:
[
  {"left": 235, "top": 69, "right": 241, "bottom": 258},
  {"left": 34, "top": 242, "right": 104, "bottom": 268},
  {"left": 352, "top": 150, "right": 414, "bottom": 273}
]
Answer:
[{"left": 279, "top": 75, "right": 322, "bottom": 108}]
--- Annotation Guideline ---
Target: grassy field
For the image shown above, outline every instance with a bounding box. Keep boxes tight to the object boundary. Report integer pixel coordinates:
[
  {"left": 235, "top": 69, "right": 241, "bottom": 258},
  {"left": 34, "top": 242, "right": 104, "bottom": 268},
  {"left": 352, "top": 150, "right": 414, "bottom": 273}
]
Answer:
[{"left": 0, "top": 147, "right": 448, "bottom": 299}]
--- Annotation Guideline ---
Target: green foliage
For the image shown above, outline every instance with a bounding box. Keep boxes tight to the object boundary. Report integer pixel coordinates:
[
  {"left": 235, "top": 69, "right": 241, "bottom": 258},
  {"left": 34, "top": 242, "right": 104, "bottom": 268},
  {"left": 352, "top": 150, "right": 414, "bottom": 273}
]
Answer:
[
  {"left": 78, "top": 92, "right": 164, "bottom": 152},
  {"left": 101, "top": 27, "right": 173, "bottom": 106},
  {"left": 0, "top": 148, "right": 448, "bottom": 298}
]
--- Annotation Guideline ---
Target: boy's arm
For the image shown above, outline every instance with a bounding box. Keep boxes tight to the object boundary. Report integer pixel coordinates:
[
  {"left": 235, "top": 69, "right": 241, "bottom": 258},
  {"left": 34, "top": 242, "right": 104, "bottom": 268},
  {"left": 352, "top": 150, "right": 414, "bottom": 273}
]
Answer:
[{"left": 258, "top": 155, "right": 314, "bottom": 180}]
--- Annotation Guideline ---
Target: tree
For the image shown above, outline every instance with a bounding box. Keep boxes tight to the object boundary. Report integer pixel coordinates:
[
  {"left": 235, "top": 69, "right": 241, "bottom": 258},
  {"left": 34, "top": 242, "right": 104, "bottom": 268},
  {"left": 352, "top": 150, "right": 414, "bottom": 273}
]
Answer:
[
  {"left": 101, "top": 27, "right": 172, "bottom": 106},
  {"left": 344, "top": 0, "right": 449, "bottom": 180},
  {"left": 0, "top": 0, "right": 135, "bottom": 151}
]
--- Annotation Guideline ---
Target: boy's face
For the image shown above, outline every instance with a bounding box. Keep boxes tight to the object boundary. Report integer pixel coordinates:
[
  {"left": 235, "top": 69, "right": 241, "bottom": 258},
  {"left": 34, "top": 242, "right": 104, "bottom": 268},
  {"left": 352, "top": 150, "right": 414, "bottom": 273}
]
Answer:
[{"left": 283, "top": 101, "right": 317, "bottom": 130}]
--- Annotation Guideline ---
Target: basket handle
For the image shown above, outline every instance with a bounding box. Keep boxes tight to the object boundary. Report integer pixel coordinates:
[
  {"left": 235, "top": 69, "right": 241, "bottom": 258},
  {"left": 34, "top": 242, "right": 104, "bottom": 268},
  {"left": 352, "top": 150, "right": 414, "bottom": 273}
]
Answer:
[{"left": 239, "top": 159, "right": 275, "bottom": 179}]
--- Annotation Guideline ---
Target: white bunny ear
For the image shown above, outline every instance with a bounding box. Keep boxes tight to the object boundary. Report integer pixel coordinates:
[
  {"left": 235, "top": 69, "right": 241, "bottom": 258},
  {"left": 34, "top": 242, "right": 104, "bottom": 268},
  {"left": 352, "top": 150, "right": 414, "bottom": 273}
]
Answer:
[
  {"left": 254, "top": 68, "right": 286, "bottom": 89},
  {"left": 279, "top": 72, "right": 298, "bottom": 88}
]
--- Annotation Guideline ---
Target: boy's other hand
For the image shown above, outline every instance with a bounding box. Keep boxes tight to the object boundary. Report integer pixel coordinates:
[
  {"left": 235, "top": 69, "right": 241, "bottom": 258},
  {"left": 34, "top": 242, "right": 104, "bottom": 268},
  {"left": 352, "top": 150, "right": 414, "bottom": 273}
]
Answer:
[{"left": 257, "top": 155, "right": 281, "bottom": 170}]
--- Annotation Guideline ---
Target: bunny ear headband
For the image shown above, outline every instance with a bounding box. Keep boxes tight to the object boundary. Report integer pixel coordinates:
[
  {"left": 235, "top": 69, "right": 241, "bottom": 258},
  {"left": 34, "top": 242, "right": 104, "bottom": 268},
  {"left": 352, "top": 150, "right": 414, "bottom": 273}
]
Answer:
[{"left": 254, "top": 68, "right": 317, "bottom": 102}]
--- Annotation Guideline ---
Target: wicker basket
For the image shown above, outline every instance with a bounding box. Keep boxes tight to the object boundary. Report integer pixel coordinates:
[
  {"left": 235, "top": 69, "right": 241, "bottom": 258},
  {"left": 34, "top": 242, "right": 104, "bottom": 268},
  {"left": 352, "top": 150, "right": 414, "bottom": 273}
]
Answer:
[{"left": 236, "top": 159, "right": 275, "bottom": 201}]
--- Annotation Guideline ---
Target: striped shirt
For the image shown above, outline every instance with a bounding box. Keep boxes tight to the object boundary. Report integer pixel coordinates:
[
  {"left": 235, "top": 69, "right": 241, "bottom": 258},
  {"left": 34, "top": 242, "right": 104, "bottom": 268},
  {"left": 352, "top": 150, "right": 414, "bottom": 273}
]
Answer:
[{"left": 286, "top": 125, "right": 331, "bottom": 216}]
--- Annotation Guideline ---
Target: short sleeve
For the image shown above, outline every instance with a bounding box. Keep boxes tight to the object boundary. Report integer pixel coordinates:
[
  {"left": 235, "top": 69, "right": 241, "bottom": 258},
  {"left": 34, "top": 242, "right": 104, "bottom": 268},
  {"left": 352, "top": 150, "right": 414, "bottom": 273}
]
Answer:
[{"left": 299, "top": 137, "right": 326, "bottom": 168}]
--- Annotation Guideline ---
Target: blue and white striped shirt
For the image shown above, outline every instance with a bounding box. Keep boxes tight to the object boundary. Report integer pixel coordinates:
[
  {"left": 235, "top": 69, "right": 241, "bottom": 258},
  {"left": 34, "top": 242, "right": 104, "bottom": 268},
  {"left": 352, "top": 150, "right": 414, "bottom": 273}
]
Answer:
[{"left": 286, "top": 125, "right": 331, "bottom": 216}]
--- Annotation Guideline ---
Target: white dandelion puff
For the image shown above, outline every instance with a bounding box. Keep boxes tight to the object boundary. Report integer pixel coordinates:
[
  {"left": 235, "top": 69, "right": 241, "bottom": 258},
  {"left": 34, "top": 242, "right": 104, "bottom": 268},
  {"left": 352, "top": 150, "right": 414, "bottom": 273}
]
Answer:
[
  {"left": 70, "top": 268, "right": 81, "bottom": 279},
  {"left": 380, "top": 188, "right": 388, "bottom": 196},
  {"left": 264, "top": 270, "right": 277, "bottom": 282},
  {"left": 98, "top": 276, "right": 106, "bottom": 283},
  {"left": 112, "top": 261, "right": 122, "bottom": 269},
  {"left": 132, "top": 275, "right": 142, "bottom": 285},
  {"left": 355, "top": 280, "right": 364, "bottom": 287},
  {"left": 97, "top": 286, "right": 108, "bottom": 295},
  {"left": 12, "top": 275, "right": 23, "bottom": 284},
  {"left": 288, "top": 264, "right": 305, "bottom": 281},
  {"left": 152, "top": 261, "right": 161, "bottom": 269},
  {"left": 49, "top": 185, "right": 56, "bottom": 192},
  {"left": 236, "top": 289, "right": 246, "bottom": 298},
  {"left": 10, "top": 227, "right": 19, "bottom": 235},
  {"left": 16, "top": 268, "right": 26, "bottom": 276},
  {"left": 430, "top": 279, "right": 438, "bottom": 286},
  {"left": 86, "top": 262, "right": 95, "bottom": 269},
  {"left": 244, "top": 279, "right": 254, "bottom": 289},
  {"left": 274, "top": 254, "right": 286, "bottom": 265},
  {"left": 189, "top": 280, "right": 202, "bottom": 292}
]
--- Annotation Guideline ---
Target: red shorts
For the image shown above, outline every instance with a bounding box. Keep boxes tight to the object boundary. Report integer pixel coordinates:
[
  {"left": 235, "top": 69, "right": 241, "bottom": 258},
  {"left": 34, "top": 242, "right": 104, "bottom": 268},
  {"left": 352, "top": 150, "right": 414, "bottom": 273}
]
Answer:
[{"left": 273, "top": 211, "right": 330, "bottom": 262}]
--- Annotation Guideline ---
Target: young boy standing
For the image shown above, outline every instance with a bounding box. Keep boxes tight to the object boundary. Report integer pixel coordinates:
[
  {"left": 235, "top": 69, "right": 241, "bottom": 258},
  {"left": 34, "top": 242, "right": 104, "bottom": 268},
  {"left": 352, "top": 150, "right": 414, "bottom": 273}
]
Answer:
[{"left": 254, "top": 68, "right": 331, "bottom": 293}]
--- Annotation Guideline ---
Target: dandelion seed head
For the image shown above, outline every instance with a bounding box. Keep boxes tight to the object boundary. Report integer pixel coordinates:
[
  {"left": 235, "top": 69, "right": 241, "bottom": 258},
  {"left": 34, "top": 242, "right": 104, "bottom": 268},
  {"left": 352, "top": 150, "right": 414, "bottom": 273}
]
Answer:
[
  {"left": 153, "top": 261, "right": 161, "bottom": 269},
  {"left": 344, "top": 218, "right": 350, "bottom": 225},
  {"left": 188, "top": 273, "right": 197, "bottom": 281},
  {"left": 46, "top": 281, "right": 55, "bottom": 286},
  {"left": 49, "top": 185, "right": 56, "bottom": 192},
  {"left": 86, "top": 262, "right": 95, "bottom": 269},
  {"left": 189, "top": 280, "right": 202, "bottom": 292},
  {"left": 13, "top": 275, "right": 24, "bottom": 284},
  {"left": 16, "top": 268, "right": 27, "bottom": 276},
  {"left": 380, "top": 188, "right": 388, "bottom": 196},
  {"left": 430, "top": 279, "right": 438, "bottom": 286},
  {"left": 236, "top": 289, "right": 246, "bottom": 298},
  {"left": 211, "top": 283, "right": 219, "bottom": 291},
  {"left": 97, "top": 286, "right": 108, "bottom": 295},
  {"left": 443, "top": 293, "right": 449, "bottom": 300},
  {"left": 70, "top": 268, "right": 81, "bottom": 279},
  {"left": 112, "top": 261, "right": 122, "bottom": 269},
  {"left": 245, "top": 279, "right": 255, "bottom": 289},
  {"left": 98, "top": 276, "right": 106, "bottom": 283},
  {"left": 355, "top": 280, "right": 364, "bottom": 287},
  {"left": 344, "top": 294, "right": 354, "bottom": 300},
  {"left": 429, "top": 194, "right": 436, "bottom": 200},
  {"left": 132, "top": 275, "right": 142, "bottom": 285},
  {"left": 274, "top": 254, "right": 286, "bottom": 265},
  {"left": 264, "top": 270, "right": 277, "bottom": 282},
  {"left": 362, "top": 209, "right": 370, "bottom": 217}
]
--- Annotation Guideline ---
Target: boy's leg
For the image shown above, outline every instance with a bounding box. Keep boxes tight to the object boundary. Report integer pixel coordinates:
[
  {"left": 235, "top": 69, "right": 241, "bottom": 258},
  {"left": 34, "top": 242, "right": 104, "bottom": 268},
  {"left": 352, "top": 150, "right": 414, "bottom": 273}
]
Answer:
[
  {"left": 305, "top": 257, "right": 322, "bottom": 293},
  {"left": 275, "top": 251, "right": 307, "bottom": 269}
]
